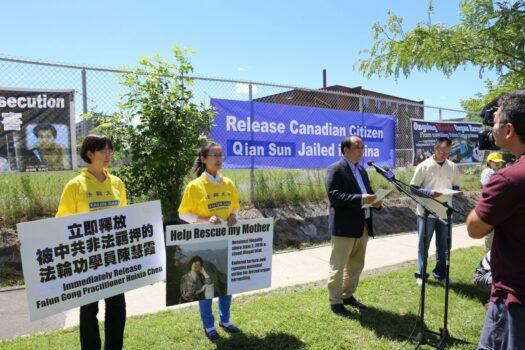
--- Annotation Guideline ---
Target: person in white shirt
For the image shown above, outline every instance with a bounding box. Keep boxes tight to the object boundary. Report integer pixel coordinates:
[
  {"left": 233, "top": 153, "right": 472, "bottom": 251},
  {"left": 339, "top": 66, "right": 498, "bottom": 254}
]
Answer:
[
  {"left": 410, "top": 137, "right": 462, "bottom": 286},
  {"left": 480, "top": 152, "right": 505, "bottom": 186},
  {"left": 479, "top": 152, "right": 505, "bottom": 251}
]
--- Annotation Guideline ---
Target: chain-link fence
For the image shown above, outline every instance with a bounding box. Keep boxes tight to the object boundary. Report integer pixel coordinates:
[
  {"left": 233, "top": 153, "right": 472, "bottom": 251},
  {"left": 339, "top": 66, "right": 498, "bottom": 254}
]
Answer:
[{"left": 0, "top": 56, "right": 470, "bottom": 201}]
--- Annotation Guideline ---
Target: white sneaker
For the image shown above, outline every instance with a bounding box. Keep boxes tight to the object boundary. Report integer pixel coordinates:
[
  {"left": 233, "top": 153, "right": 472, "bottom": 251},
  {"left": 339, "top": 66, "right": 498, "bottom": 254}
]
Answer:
[{"left": 416, "top": 278, "right": 423, "bottom": 286}]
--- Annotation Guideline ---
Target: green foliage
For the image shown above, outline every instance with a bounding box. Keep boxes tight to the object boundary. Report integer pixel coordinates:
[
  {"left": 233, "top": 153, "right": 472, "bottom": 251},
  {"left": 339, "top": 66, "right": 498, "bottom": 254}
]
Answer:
[
  {"left": 358, "top": 0, "right": 525, "bottom": 110},
  {"left": 91, "top": 46, "right": 214, "bottom": 220}
]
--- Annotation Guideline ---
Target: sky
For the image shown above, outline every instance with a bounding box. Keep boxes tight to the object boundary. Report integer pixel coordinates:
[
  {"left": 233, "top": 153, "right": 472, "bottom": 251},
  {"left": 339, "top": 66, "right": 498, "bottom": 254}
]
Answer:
[{"left": 0, "top": 0, "right": 497, "bottom": 112}]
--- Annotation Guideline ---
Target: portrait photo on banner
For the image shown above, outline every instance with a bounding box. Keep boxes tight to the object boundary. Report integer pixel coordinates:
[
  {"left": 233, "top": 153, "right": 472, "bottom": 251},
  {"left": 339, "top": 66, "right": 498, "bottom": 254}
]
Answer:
[{"left": 166, "top": 240, "right": 228, "bottom": 306}]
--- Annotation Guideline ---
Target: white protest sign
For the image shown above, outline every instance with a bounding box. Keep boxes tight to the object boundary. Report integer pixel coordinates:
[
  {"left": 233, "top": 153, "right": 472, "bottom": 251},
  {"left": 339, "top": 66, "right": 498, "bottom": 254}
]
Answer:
[
  {"left": 165, "top": 218, "right": 273, "bottom": 306},
  {"left": 18, "top": 200, "right": 165, "bottom": 321}
]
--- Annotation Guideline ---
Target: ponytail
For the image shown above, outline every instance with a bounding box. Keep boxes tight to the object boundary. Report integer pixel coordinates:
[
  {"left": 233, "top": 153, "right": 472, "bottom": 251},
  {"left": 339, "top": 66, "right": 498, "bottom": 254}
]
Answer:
[{"left": 193, "top": 155, "right": 206, "bottom": 177}]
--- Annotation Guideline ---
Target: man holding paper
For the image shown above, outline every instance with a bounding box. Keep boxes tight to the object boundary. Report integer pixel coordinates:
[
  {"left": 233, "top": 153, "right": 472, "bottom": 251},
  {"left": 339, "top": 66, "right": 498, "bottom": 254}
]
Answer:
[
  {"left": 410, "top": 137, "right": 461, "bottom": 286},
  {"left": 326, "top": 135, "right": 382, "bottom": 317}
]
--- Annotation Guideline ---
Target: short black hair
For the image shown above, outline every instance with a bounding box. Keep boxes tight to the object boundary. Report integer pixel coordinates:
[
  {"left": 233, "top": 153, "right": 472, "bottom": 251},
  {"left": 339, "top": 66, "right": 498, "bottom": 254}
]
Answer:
[
  {"left": 188, "top": 256, "right": 204, "bottom": 270},
  {"left": 340, "top": 135, "right": 362, "bottom": 154},
  {"left": 33, "top": 124, "right": 57, "bottom": 139},
  {"left": 498, "top": 90, "right": 525, "bottom": 143},
  {"left": 435, "top": 137, "right": 452, "bottom": 147},
  {"left": 80, "top": 134, "right": 113, "bottom": 164}
]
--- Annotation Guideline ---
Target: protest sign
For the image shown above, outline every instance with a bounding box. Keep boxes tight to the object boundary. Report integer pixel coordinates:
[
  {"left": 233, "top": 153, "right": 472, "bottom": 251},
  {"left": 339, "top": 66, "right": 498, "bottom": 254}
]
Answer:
[
  {"left": 165, "top": 218, "right": 273, "bottom": 306},
  {"left": 411, "top": 119, "right": 485, "bottom": 165},
  {"left": 0, "top": 87, "right": 76, "bottom": 172},
  {"left": 18, "top": 201, "right": 165, "bottom": 321},
  {"left": 211, "top": 98, "right": 396, "bottom": 168}
]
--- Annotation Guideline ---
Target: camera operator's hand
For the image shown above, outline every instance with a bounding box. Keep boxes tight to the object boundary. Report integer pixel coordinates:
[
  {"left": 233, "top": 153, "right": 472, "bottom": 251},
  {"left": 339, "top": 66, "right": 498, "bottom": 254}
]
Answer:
[
  {"left": 431, "top": 191, "right": 442, "bottom": 198},
  {"left": 362, "top": 194, "right": 376, "bottom": 204}
]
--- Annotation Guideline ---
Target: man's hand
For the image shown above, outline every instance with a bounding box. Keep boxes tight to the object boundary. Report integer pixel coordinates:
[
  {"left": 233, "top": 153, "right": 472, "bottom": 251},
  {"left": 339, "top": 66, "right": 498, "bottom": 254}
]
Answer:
[
  {"left": 227, "top": 214, "right": 237, "bottom": 227},
  {"left": 362, "top": 194, "right": 377, "bottom": 204},
  {"left": 15, "top": 239, "right": 21, "bottom": 250},
  {"left": 209, "top": 215, "right": 221, "bottom": 225},
  {"left": 453, "top": 191, "right": 463, "bottom": 197},
  {"left": 431, "top": 191, "right": 442, "bottom": 198},
  {"left": 372, "top": 200, "right": 382, "bottom": 209}
]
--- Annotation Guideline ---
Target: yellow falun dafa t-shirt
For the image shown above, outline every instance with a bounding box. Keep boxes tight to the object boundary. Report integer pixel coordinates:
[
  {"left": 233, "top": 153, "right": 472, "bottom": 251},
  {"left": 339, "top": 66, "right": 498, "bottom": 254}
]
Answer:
[
  {"left": 178, "top": 172, "right": 240, "bottom": 221},
  {"left": 56, "top": 168, "right": 127, "bottom": 218}
]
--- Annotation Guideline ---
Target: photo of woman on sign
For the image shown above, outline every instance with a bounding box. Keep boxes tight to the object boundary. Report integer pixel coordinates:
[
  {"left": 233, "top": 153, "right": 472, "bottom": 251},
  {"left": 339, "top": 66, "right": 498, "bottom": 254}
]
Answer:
[{"left": 179, "top": 256, "right": 213, "bottom": 303}]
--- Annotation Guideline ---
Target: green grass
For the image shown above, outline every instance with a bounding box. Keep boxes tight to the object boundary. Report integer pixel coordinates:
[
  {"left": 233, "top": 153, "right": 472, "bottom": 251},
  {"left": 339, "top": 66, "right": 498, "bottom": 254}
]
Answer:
[
  {"left": 0, "top": 171, "right": 78, "bottom": 227},
  {"left": 0, "top": 167, "right": 482, "bottom": 227},
  {"left": 1, "top": 247, "right": 488, "bottom": 349}
]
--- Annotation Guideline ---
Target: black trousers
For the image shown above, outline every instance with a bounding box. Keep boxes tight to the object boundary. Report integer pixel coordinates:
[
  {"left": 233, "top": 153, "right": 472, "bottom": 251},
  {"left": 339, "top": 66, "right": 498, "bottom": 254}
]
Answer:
[{"left": 79, "top": 293, "right": 126, "bottom": 350}]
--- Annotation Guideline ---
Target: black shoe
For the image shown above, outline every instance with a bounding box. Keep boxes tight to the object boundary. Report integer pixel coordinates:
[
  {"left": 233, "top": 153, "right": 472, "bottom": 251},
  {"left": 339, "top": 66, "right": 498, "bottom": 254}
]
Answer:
[
  {"left": 204, "top": 328, "right": 220, "bottom": 341},
  {"left": 343, "top": 296, "right": 367, "bottom": 309},
  {"left": 219, "top": 323, "right": 241, "bottom": 334},
  {"left": 330, "top": 304, "right": 352, "bottom": 317}
]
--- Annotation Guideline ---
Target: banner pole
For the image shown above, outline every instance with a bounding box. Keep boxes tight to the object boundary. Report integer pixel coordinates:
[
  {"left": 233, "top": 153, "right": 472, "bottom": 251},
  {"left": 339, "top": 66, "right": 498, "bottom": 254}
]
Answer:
[{"left": 249, "top": 84, "right": 254, "bottom": 203}]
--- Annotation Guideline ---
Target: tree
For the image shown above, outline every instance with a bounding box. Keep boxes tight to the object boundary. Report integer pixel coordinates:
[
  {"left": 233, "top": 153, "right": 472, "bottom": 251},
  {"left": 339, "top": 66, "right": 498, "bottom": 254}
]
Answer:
[
  {"left": 358, "top": 0, "right": 525, "bottom": 116},
  {"left": 93, "top": 46, "right": 213, "bottom": 220}
]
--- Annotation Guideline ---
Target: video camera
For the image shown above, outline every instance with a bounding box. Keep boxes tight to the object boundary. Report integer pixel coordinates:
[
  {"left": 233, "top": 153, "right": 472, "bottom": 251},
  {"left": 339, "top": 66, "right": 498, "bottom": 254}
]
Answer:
[{"left": 478, "top": 98, "right": 499, "bottom": 150}]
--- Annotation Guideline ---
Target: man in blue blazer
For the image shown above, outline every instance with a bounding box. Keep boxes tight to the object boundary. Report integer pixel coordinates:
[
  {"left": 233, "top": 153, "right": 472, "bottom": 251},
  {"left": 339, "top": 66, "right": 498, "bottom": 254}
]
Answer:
[{"left": 326, "top": 135, "right": 382, "bottom": 316}]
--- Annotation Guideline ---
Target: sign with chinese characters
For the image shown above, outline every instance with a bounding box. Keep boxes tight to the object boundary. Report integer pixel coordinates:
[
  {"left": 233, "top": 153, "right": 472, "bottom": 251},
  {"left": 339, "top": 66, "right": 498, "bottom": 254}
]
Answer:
[{"left": 18, "top": 201, "right": 165, "bottom": 321}]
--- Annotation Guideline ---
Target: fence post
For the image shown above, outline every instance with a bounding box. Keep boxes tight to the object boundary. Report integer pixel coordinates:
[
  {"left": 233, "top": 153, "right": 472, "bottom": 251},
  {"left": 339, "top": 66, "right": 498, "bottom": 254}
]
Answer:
[
  {"left": 249, "top": 84, "right": 254, "bottom": 203},
  {"left": 439, "top": 108, "right": 442, "bottom": 121},
  {"left": 81, "top": 69, "right": 88, "bottom": 115}
]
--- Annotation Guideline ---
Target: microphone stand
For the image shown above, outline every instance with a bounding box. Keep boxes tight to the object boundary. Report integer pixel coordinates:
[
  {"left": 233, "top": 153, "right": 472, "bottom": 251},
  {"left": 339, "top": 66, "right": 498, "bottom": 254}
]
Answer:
[{"left": 370, "top": 166, "right": 471, "bottom": 349}]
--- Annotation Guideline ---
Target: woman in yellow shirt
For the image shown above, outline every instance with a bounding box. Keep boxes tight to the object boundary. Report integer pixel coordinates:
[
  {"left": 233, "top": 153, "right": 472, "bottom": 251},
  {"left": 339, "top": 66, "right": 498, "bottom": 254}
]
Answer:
[
  {"left": 178, "top": 141, "right": 241, "bottom": 341},
  {"left": 57, "top": 134, "right": 127, "bottom": 350}
]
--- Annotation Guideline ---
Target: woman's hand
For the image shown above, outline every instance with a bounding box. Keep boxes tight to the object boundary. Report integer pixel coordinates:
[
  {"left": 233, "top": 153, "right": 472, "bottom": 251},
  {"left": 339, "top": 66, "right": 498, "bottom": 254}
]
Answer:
[
  {"left": 209, "top": 215, "right": 221, "bottom": 225},
  {"left": 227, "top": 214, "right": 237, "bottom": 227}
]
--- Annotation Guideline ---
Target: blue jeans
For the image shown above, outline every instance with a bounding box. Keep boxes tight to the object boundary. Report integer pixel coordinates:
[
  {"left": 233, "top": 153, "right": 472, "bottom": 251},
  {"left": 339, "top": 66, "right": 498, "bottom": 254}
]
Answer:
[
  {"left": 198, "top": 295, "right": 232, "bottom": 329},
  {"left": 415, "top": 216, "right": 449, "bottom": 280},
  {"left": 478, "top": 300, "right": 525, "bottom": 349}
]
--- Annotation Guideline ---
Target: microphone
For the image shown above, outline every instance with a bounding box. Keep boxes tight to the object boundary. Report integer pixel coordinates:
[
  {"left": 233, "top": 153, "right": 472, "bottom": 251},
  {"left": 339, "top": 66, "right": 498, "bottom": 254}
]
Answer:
[{"left": 367, "top": 161, "right": 395, "bottom": 180}]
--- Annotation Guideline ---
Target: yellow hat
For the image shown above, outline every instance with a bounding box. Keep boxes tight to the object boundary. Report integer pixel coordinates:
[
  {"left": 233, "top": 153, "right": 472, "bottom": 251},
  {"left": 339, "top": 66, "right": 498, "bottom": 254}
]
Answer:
[{"left": 487, "top": 152, "right": 505, "bottom": 163}]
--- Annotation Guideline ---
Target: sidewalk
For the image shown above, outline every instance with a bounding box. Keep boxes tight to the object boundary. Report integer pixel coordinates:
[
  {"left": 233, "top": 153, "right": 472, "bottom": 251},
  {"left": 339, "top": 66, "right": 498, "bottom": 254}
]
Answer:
[{"left": 0, "top": 224, "right": 483, "bottom": 339}]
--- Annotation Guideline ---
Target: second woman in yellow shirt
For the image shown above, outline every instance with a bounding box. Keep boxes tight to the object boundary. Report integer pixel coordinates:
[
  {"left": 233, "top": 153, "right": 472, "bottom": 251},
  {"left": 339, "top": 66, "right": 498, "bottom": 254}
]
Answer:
[{"left": 178, "top": 141, "right": 241, "bottom": 341}]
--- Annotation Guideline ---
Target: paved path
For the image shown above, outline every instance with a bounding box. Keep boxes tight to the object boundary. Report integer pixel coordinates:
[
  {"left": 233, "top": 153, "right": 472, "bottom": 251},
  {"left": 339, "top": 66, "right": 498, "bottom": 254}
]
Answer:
[{"left": 0, "top": 224, "right": 483, "bottom": 339}]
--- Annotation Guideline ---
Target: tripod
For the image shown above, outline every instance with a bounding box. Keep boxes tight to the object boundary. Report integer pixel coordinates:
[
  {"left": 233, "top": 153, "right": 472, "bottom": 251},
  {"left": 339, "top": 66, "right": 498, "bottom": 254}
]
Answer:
[{"left": 370, "top": 165, "right": 471, "bottom": 349}]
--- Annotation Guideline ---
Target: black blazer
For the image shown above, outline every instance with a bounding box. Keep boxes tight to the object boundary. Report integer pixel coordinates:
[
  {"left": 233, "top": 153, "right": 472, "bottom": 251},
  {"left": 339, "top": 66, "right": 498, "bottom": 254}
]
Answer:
[{"left": 326, "top": 158, "right": 376, "bottom": 238}]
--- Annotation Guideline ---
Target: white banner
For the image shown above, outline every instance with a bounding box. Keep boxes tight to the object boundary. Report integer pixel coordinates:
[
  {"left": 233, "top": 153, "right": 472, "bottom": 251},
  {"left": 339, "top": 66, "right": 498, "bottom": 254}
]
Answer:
[
  {"left": 18, "top": 201, "right": 166, "bottom": 321},
  {"left": 165, "top": 218, "right": 273, "bottom": 306}
]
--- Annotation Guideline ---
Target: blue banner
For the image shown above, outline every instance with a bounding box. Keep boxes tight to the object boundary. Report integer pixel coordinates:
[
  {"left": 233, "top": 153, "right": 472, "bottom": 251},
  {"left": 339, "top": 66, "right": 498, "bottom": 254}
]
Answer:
[{"left": 211, "top": 98, "right": 396, "bottom": 169}]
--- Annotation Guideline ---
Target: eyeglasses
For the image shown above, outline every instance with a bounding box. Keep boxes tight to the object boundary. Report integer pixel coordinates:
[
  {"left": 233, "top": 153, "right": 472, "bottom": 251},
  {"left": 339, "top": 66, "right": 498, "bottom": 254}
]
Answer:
[
  {"left": 96, "top": 149, "right": 114, "bottom": 156},
  {"left": 207, "top": 153, "right": 224, "bottom": 159},
  {"left": 436, "top": 149, "right": 450, "bottom": 156}
]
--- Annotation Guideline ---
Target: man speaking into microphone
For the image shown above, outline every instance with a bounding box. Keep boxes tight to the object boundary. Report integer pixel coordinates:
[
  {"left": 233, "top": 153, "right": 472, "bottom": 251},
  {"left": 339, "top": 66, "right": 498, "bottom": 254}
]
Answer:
[
  {"left": 410, "top": 137, "right": 461, "bottom": 286},
  {"left": 325, "top": 135, "right": 382, "bottom": 317}
]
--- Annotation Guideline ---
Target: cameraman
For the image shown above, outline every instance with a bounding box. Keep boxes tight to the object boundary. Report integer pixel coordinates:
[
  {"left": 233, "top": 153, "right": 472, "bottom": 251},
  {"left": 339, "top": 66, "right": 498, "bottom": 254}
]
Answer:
[{"left": 467, "top": 90, "right": 525, "bottom": 350}]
